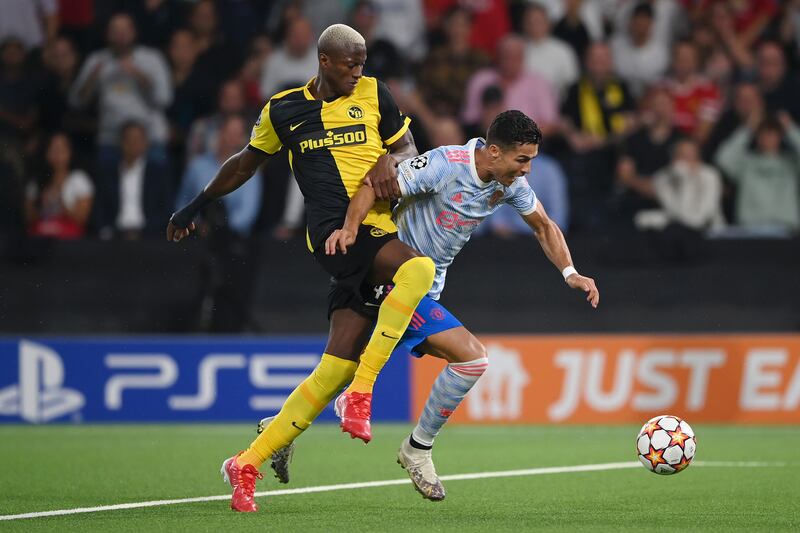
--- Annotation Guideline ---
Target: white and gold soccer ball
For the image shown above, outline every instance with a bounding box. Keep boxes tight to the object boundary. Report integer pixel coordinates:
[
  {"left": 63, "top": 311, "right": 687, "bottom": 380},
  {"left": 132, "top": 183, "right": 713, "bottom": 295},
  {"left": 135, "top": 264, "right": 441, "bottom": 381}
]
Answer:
[{"left": 636, "top": 415, "right": 696, "bottom": 475}]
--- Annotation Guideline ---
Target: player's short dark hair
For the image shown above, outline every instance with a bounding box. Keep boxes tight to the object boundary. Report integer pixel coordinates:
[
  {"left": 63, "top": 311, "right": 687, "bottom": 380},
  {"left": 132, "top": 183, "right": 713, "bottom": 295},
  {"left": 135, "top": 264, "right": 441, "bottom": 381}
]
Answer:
[{"left": 486, "top": 110, "right": 542, "bottom": 150}]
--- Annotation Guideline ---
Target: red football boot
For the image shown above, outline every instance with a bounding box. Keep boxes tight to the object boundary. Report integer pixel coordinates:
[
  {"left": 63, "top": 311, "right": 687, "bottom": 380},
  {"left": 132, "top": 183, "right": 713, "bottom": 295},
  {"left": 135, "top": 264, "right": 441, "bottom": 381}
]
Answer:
[
  {"left": 220, "top": 453, "right": 263, "bottom": 512},
  {"left": 334, "top": 392, "right": 372, "bottom": 443}
]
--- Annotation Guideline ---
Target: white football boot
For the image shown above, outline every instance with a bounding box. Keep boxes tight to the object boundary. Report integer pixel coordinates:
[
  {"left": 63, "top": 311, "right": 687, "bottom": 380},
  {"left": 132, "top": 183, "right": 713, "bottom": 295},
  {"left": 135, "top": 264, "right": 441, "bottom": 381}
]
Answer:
[
  {"left": 396, "top": 437, "right": 446, "bottom": 501},
  {"left": 257, "top": 416, "right": 294, "bottom": 484}
]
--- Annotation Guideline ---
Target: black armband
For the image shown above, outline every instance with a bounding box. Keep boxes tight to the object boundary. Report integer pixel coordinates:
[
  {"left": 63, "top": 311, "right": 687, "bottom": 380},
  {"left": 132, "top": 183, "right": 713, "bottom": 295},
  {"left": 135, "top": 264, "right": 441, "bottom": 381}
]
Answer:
[{"left": 170, "top": 191, "right": 213, "bottom": 228}]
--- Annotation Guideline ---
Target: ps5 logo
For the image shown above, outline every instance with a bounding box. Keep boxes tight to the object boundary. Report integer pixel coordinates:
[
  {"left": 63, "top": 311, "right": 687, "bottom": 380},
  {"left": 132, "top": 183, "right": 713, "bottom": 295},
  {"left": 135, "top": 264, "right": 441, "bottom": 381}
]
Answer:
[{"left": 0, "top": 340, "right": 85, "bottom": 423}]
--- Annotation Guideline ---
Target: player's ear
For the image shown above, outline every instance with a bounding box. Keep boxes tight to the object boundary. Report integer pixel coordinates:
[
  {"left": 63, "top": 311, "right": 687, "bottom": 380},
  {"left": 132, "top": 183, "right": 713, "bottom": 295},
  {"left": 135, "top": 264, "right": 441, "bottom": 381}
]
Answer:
[
  {"left": 487, "top": 143, "right": 501, "bottom": 159},
  {"left": 318, "top": 52, "right": 329, "bottom": 68}
]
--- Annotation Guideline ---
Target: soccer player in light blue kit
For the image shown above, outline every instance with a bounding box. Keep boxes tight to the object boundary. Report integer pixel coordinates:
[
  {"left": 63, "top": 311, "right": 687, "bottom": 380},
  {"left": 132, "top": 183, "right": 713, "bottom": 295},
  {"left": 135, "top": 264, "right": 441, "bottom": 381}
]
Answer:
[{"left": 268, "top": 111, "right": 599, "bottom": 500}]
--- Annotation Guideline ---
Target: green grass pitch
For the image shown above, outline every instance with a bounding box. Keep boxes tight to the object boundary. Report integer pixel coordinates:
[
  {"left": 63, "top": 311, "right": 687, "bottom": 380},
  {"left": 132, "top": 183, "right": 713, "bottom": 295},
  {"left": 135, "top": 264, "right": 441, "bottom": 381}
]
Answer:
[{"left": 1, "top": 424, "right": 798, "bottom": 531}]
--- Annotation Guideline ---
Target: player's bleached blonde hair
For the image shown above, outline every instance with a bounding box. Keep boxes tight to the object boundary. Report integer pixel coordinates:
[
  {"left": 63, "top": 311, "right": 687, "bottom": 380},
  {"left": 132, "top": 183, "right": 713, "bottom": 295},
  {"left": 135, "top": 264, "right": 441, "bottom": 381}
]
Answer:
[{"left": 317, "top": 24, "right": 365, "bottom": 54}]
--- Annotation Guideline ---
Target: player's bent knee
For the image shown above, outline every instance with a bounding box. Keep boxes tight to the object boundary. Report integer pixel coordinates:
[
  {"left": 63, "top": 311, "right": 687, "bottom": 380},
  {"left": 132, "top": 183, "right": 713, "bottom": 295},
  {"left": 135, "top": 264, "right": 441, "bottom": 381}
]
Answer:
[
  {"left": 450, "top": 355, "right": 489, "bottom": 378},
  {"left": 471, "top": 339, "right": 488, "bottom": 360},
  {"left": 395, "top": 256, "right": 436, "bottom": 293},
  {"left": 451, "top": 340, "right": 486, "bottom": 363}
]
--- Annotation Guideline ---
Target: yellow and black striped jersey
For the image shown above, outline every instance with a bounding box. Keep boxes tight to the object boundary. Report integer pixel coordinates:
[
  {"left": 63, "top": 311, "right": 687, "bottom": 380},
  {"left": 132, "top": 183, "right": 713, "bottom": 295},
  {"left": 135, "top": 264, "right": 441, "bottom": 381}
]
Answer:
[{"left": 248, "top": 76, "right": 411, "bottom": 250}]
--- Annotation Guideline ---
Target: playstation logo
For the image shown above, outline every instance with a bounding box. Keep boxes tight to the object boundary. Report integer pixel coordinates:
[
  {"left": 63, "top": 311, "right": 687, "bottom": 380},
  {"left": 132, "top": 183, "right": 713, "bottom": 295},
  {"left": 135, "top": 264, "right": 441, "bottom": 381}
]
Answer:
[{"left": 0, "top": 340, "right": 85, "bottom": 423}]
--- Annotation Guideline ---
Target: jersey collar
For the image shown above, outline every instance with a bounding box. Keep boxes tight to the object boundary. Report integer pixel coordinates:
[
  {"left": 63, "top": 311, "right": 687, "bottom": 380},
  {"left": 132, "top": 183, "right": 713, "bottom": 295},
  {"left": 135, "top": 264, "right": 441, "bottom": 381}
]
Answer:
[
  {"left": 469, "top": 138, "right": 492, "bottom": 188},
  {"left": 303, "top": 77, "right": 351, "bottom": 104},
  {"left": 303, "top": 78, "right": 315, "bottom": 101}
]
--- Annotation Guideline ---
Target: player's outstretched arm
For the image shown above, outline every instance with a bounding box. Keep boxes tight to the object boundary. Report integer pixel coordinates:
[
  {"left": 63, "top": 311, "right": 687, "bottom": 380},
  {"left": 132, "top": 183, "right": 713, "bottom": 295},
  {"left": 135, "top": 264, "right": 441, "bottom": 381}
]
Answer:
[
  {"left": 324, "top": 182, "right": 378, "bottom": 255},
  {"left": 368, "top": 130, "right": 417, "bottom": 200},
  {"left": 523, "top": 202, "right": 599, "bottom": 308},
  {"left": 167, "top": 147, "right": 269, "bottom": 242}
]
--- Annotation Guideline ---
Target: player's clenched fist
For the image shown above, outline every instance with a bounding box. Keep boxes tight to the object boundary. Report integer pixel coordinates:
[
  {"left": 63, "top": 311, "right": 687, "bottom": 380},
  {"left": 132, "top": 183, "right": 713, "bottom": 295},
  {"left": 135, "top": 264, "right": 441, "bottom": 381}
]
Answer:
[{"left": 166, "top": 218, "right": 196, "bottom": 242}]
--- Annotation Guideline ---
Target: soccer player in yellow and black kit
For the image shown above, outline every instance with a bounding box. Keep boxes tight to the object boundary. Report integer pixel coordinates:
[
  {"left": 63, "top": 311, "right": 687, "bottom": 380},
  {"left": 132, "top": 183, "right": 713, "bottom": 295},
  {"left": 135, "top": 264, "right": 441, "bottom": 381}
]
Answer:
[{"left": 167, "top": 24, "right": 435, "bottom": 512}]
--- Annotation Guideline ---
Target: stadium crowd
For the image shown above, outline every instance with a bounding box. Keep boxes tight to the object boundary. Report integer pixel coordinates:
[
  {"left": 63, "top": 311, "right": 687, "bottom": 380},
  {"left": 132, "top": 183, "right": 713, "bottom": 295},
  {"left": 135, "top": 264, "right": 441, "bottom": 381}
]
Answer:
[{"left": 2, "top": 0, "right": 800, "bottom": 252}]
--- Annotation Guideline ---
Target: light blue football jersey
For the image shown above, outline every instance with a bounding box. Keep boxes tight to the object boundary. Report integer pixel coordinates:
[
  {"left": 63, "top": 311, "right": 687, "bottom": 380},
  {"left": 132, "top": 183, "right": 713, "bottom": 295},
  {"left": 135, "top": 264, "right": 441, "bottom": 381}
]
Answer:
[{"left": 395, "top": 138, "right": 537, "bottom": 299}]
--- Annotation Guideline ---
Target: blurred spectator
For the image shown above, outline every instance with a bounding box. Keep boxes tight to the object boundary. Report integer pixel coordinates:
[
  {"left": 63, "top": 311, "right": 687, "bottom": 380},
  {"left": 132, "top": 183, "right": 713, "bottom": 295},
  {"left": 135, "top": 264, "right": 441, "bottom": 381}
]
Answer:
[
  {"left": 780, "top": 0, "right": 800, "bottom": 57},
  {"left": 167, "top": 29, "right": 206, "bottom": 142},
  {"left": 371, "top": 0, "right": 426, "bottom": 61},
  {"left": 264, "top": 0, "right": 304, "bottom": 42},
  {"left": 632, "top": 138, "right": 724, "bottom": 232},
  {"left": 662, "top": 40, "right": 721, "bottom": 142},
  {"left": 24, "top": 133, "right": 93, "bottom": 239},
  {"left": 543, "top": 0, "right": 605, "bottom": 42},
  {"left": 630, "top": 138, "right": 723, "bottom": 262},
  {"left": 39, "top": 37, "right": 80, "bottom": 128},
  {"left": 187, "top": 80, "right": 248, "bottom": 159},
  {"left": 0, "top": 38, "right": 40, "bottom": 152},
  {"left": 416, "top": 6, "right": 488, "bottom": 116},
  {"left": 551, "top": 0, "right": 593, "bottom": 60},
  {"left": 301, "top": 0, "right": 348, "bottom": 38},
  {"left": 69, "top": 13, "right": 172, "bottom": 167},
  {"left": 484, "top": 153, "right": 570, "bottom": 237},
  {"left": 521, "top": 2, "right": 579, "bottom": 100},
  {"left": 127, "top": 0, "right": 182, "bottom": 49},
  {"left": 426, "top": 0, "right": 511, "bottom": 56},
  {"left": 176, "top": 114, "right": 262, "bottom": 332},
  {"left": 465, "top": 85, "right": 504, "bottom": 139},
  {"left": 0, "top": 0, "right": 58, "bottom": 51},
  {"left": 215, "top": 0, "right": 263, "bottom": 50},
  {"left": 239, "top": 34, "right": 272, "bottom": 111},
  {"left": 611, "top": 0, "right": 683, "bottom": 48},
  {"left": 462, "top": 35, "right": 558, "bottom": 136},
  {"left": 382, "top": 74, "right": 435, "bottom": 153},
  {"left": 704, "top": 81, "right": 763, "bottom": 161},
  {"left": 58, "top": 0, "right": 95, "bottom": 55},
  {"left": 38, "top": 36, "right": 94, "bottom": 157},
  {"left": 349, "top": 0, "right": 402, "bottom": 80},
  {"left": 688, "top": 20, "right": 737, "bottom": 91},
  {"left": 179, "top": 114, "right": 262, "bottom": 237},
  {"left": 715, "top": 113, "right": 800, "bottom": 233},
  {"left": 561, "top": 41, "right": 636, "bottom": 229},
  {"left": 688, "top": 21, "right": 717, "bottom": 68},
  {"left": 708, "top": 2, "right": 755, "bottom": 71},
  {"left": 189, "top": 0, "right": 243, "bottom": 94},
  {"left": 94, "top": 121, "right": 172, "bottom": 239},
  {"left": 388, "top": 64, "right": 460, "bottom": 151},
  {"left": 611, "top": 2, "right": 670, "bottom": 97},
  {"left": 708, "top": 0, "right": 778, "bottom": 48},
  {"left": 428, "top": 116, "right": 466, "bottom": 147},
  {"left": 561, "top": 42, "right": 636, "bottom": 152},
  {"left": 753, "top": 41, "right": 800, "bottom": 122},
  {"left": 615, "top": 88, "right": 681, "bottom": 221},
  {"left": 260, "top": 17, "right": 317, "bottom": 100}
]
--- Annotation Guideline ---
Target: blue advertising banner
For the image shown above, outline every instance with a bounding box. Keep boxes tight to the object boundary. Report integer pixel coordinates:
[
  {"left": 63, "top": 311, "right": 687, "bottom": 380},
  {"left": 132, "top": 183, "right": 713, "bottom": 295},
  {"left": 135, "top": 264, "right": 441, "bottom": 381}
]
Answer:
[{"left": 0, "top": 337, "right": 410, "bottom": 423}]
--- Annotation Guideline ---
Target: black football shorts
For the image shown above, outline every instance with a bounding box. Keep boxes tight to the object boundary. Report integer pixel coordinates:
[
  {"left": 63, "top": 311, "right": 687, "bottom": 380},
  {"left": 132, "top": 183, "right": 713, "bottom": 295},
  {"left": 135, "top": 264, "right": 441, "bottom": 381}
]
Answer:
[{"left": 313, "top": 224, "right": 397, "bottom": 319}]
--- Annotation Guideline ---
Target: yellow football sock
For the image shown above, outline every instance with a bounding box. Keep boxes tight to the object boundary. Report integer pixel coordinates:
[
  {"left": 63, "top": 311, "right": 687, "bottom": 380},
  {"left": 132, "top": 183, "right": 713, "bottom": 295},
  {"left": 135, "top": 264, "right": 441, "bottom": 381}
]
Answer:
[
  {"left": 347, "top": 256, "right": 435, "bottom": 394},
  {"left": 238, "top": 353, "right": 357, "bottom": 469}
]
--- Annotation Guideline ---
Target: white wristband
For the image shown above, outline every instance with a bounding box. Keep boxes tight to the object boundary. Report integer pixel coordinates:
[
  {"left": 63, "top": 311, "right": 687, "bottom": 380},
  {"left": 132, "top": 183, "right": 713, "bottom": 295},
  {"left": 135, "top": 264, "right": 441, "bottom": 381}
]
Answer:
[{"left": 561, "top": 266, "right": 577, "bottom": 281}]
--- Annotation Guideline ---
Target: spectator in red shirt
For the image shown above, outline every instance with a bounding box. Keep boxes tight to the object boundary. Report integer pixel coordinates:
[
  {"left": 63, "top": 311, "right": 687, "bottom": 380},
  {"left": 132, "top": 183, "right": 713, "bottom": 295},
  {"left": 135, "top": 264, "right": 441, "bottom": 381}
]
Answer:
[
  {"left": 685, "top": 0, "right": 778, "bottom": 48},
  {"left": 424, "top": 0, "right": 510, "bottom": 56},
  {"left": 662, "top": 40, "right": 721, "bottom": 142}
]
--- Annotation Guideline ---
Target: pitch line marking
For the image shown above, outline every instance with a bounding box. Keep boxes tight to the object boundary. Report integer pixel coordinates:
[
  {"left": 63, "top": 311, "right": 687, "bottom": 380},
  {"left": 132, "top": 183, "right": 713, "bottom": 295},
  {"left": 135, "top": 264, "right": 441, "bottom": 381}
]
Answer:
[{"left": 0, "top": 460, "right": 783, "bottom": 522}]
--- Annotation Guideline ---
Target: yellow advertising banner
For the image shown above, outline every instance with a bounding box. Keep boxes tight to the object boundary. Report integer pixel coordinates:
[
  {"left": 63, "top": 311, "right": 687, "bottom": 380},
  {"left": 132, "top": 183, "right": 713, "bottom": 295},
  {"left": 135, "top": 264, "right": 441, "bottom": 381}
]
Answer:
[{"left": 411, "top": 335, "right": 800, "bottom": 423}]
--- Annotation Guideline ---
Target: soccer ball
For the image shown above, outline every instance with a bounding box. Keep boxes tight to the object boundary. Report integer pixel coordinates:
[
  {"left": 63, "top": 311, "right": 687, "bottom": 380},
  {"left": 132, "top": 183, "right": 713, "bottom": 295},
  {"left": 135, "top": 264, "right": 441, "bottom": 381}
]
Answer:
[{"left": 636, "top": 415, "right": 696, "bottom": 475}]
